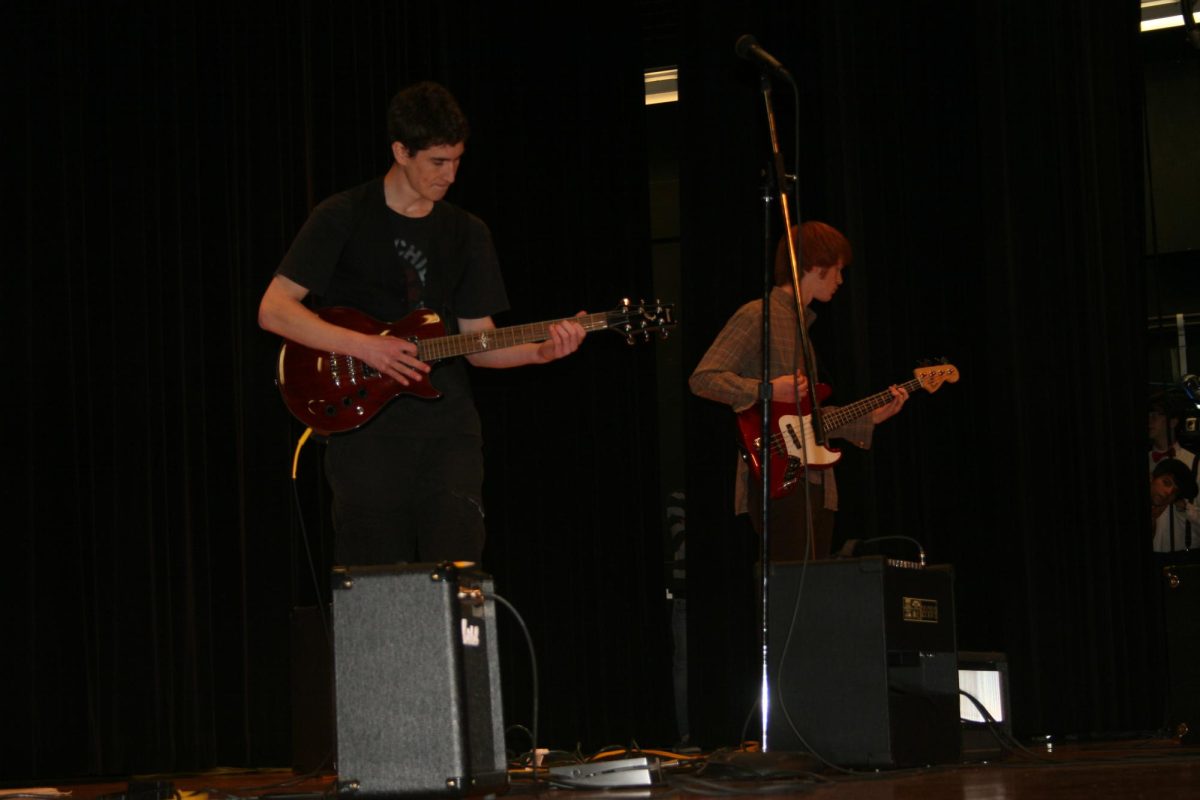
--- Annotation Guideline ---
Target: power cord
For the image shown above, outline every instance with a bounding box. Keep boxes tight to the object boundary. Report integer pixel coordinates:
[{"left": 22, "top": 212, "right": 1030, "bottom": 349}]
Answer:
[
  {"left": 490, "top": 592, "right": 540, "bottom": 780},
  {"left": 287, "top": 427, "right": 336, "bottom": 777},
  {"left": 958, "top": 688, "right": 1050, "bottom": 761}
]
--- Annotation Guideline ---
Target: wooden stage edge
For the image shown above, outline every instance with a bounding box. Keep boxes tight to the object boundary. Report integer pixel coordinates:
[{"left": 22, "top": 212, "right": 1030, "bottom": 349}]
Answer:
[{"left": 7, "top": 737, "right": 1200, "bottom": 800}]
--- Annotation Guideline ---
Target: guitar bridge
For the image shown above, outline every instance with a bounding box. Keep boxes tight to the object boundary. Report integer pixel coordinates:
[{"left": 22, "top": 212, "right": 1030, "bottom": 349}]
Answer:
[{"left": 782, "top": 457, "right": 801, "bottom": 488}]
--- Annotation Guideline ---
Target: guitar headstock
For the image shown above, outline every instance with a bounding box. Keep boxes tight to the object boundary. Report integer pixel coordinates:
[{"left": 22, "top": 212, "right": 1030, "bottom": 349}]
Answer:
[
  {"left": 607, "top": 298, "right": 676, "bottom": 344},
  {"left": 914, "top": 360, "right": 960, "bottom": 393}
]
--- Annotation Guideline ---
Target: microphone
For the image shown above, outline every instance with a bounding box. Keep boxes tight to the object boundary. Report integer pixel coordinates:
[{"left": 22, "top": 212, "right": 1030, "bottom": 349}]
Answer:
[{"left": 734, "top": 34, "right": 792, "bottom": 81}]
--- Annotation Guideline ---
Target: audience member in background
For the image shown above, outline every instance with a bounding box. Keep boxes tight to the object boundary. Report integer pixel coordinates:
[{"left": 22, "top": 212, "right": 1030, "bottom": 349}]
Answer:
[
  {"left": 1151, "top": 457, "right": 1200, "bottom": 553},
  {"left": 1149, "top": 392, "right": 1196, "bottom": 474}
]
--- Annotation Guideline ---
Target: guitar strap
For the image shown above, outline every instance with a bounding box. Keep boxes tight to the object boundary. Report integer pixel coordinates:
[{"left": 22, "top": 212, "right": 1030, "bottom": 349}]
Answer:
[
  {"left": 774, "top": 292, "right": 822, "bottom": 404},
  {"left": 333, "top": 179, "right": 470, "bottom": 327},
  {"left": 794, "top": 306, "right": 829, "bottom": 414},
  {"left": 423, "top": 202, "right": 471, "bottom": 334}
]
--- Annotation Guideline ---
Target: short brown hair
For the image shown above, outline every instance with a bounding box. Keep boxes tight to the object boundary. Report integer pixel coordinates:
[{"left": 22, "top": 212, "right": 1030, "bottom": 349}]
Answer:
[
  {"left": 387, "top": 81, "right": 470, "bottom": 154},
  {"left": 774, "top": 221, "right": 853, "bottom": 286}
]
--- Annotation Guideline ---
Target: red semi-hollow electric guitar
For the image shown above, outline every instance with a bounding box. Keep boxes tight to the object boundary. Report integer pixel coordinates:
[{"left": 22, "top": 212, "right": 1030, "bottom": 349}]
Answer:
[{"left": 276, "top": 300, "right": 675, "bottom": 435}]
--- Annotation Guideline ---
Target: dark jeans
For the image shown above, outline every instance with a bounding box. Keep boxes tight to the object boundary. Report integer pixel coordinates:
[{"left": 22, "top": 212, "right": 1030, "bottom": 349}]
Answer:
[
  {"left": 324, "top": 432, "right": 486, "bottom": 565},
  {"left": 747, "top": 479, "right": 835, "bottom": 562}
]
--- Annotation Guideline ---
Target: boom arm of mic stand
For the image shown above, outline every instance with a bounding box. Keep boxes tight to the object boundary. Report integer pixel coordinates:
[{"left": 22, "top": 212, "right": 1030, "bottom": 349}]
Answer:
[{"left": 760, "top": 76, "right": 826, "bottom": 446}]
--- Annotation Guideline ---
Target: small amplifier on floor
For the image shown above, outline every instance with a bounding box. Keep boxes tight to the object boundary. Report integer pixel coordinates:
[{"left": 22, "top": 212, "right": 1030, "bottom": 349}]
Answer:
[
  {"left": 958, "top": 651, "right": 1012, "bottom": 761},
  {"left": 332, "top": 563, "right": 507, "bottom": 797}
]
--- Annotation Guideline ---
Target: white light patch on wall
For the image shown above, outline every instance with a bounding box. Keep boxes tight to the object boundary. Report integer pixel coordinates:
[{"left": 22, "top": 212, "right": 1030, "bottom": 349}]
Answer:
[
  {"left": 1141, "top": 0, "right": 1192, "bottom": 31},
  {"left": 645, "top": 68, "right": 678, "bottom": 105}
]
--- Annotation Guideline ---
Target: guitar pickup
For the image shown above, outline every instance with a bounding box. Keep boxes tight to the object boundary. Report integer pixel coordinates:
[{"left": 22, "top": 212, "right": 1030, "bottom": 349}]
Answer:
[{"left": 782, "top": 421, "right": 804, "bottom": 462}]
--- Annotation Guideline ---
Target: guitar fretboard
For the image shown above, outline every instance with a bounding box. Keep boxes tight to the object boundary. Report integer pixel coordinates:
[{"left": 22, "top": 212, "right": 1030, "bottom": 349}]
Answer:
[
  {"left": 819, "top": 377, "right": 925, "bottom": 431},
  {"left": 416, "top": 312, "right": 613, "bottom": 361}
]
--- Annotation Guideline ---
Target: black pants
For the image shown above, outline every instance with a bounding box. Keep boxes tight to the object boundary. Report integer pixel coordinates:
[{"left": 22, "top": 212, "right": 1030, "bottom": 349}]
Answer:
[
  {"left": 747, "top": 479, "right": 835, "bottom": 562},
  {"left": 324, "top": 432, "right": 486, "bottom": 565}
]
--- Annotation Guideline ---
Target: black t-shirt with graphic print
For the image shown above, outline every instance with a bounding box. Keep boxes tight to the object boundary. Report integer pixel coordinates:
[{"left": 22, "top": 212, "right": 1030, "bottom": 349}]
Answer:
[{"left": 276, "top": 177, "right": 510, "bottom": 437}]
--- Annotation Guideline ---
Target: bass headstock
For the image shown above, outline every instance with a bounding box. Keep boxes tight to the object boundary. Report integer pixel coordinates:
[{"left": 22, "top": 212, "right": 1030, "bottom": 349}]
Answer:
[{"left": 914, "top": 359, "right": 960, "bottom": 393}]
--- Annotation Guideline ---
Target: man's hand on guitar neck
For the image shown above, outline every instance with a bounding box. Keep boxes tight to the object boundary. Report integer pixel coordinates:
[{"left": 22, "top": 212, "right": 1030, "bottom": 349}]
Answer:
[
  {"left": 870, "top": 384, "right": 910, "bottom": 424},
  {"left": 460, "top": 312, "right": 588, "bottom": 369},
  {"left": 770, "top": 370, "right": 809, "bottom": 404},
  {"left": 534, "top": 314, "right": 588, "bottom": 363}
]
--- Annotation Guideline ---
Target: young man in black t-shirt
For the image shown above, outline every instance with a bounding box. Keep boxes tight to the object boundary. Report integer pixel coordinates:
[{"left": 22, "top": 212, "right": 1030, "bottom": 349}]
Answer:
[{"left": 258, "top": 81, "right": 586, "bottom": 565}]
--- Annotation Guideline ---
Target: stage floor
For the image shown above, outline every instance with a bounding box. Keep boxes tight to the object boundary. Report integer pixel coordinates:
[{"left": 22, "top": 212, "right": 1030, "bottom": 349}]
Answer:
[{"left": 13, "top": 737, "right": 1200, "bottom": 800}]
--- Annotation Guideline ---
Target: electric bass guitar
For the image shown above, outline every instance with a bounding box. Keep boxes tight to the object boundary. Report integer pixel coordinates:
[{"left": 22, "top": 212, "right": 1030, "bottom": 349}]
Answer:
[
  {"left": 736, "top": 362, "right": 959, "bottom": 499},
  {"left": 276, "top": 300, "right": 675, "bottom": 435}
]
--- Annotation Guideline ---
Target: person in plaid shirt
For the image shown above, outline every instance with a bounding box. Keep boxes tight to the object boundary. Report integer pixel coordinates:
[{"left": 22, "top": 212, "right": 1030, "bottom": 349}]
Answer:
[{"left": 689, "top": 221, "right": 907, "bottom": 561}]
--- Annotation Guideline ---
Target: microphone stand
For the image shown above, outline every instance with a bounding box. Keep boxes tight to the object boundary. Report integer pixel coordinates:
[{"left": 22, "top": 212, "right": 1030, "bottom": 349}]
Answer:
[
  {"left": 763, "top": 85, "right": 824, "bottom": 450},
  {"left": 756, "top": 153, "right": 775, "bottom": 751},
  {"left": 753, "top": 70, "right": 823, "bottom": 759}
]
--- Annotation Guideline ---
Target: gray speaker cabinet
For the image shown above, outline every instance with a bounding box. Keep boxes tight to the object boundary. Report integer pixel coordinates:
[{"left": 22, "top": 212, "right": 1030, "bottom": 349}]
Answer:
[{"left": 332, "top": 564, "right": 507, "bottom": 797}]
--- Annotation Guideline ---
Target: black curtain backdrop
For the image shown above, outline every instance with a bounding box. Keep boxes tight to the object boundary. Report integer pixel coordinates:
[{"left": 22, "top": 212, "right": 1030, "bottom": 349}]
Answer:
[
  {"left": 681, "top": 1, "right": 1152, "bottom": 747},
  {"left": 6, "top": 0, "right": 1159, "bottom": 782},
  {"left": 7, "top": 0, "right": 670, "bottom": 780}
]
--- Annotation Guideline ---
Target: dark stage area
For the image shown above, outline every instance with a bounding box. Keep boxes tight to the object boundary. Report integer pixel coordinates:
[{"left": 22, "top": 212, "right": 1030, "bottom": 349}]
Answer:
[
  {"left": 8, "top": 0, "right": 1200, "bottom": 793},
  {"left": 8, "top": 739, "right": 1200, "bottom": 800}
]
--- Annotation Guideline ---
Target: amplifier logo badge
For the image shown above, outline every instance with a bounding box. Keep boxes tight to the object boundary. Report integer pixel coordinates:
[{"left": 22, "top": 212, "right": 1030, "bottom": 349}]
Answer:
[
  {"left": 901, "top": 596, "right": 939, "bottom": 623},
  {"left": 461, "top": 619, "right": 481, "bottom": 646}
]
